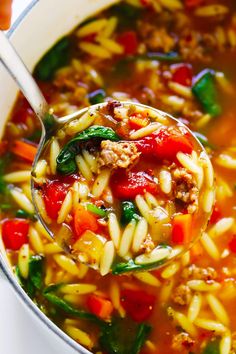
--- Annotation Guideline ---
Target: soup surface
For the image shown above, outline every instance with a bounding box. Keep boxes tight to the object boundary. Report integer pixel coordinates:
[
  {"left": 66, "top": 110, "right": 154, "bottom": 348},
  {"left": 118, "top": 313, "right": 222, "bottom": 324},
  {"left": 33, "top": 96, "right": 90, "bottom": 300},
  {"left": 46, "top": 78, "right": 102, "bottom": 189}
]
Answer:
[{"left": 1, "top": 1, "right": 236, "bottom": 353}]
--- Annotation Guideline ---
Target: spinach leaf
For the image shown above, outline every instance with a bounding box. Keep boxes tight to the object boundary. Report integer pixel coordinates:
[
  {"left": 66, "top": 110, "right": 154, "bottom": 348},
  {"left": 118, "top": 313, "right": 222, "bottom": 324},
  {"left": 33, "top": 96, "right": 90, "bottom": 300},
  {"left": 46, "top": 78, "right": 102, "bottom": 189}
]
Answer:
[
  {"left": 121, "top": 201, "right": 140, "bottom": 225},
  {"left": 112, "top": 258, "right": 166, "bottom": 274},
  {"left": 15, "top": 255, "right": 44, "bottom": 297},
  {"left": 192, "top": 70, "right": 222, "bottom": 117},
  {"left": 43, "top": 291, "right": 102, "bottom": 324},
  {"left": 56, "top": 125, "right": 120, "bottom": 175},
  {"left": 0, "top": 153, "right": 12, "bottom": 195},
  {"left": 15, "top": 209, "right": 37, "bottom": 220},
  {"left": 29, "top": 255, "right": 44, "bottom": 290},
  {"left": 34, "top": 37, "right": 70, "bottom": 81},
  {"left": 109, "top": 3, "right": 141, "bottom": 27},
  {"left": 202, "top": 339, "right": 220, "bottom": 354},
  {"left": 100, "top": 317, "right": 151, "bottom": 354},
  {"left": 88, "top": 89, "right": 106, "bottom": 105}
]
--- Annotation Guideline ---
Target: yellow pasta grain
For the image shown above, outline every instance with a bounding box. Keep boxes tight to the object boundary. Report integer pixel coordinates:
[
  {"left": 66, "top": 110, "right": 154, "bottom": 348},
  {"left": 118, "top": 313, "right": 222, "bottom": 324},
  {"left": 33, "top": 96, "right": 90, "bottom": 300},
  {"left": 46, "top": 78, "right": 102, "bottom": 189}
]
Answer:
[
  {"left": 135, "top": 195, "right": 151, "bottom": 222},
  {"left": 57, "top": 190, "right": 73, "bottom": 224},
  {"left": 206, "top": 294, "right": 230, "bottom": 326},
  {"left": 82, "top": 149, "right": 97, "bottom": 173},
  {"left": 159, "top": 170, "right": 172, "bottom": 194},
  {"left": 100, "top": 240, "right": 115, "bottom": 276},
  {"left": 92, "top": 169, "right": 111, "bottom": 197},
  {"left": 65, "top": 325, "right": 93, "bottom": 348},
  {"left": 34, "top": 160, "right": 48, "bottom": 178},
  {"left": 10, "top": 187, "right": 34, "bottom": 214},
  {"left": 132, "top": 218, "right": 148, "bottom": 253},
  {"left": 202, "top": 189, "right": 215, "bottom": 213},
  {"left": 135, "top": 247, "right": 171, "bottom": 265},
  {"left": 50, "top": 138, "right": 60, "bottom": 175},
  {"left": 97, "top": 37, "right": 124, "bottom": 54},
  {"left": 201, "top": 232, "right": 220, "bottom": 261},
  {"left": 159, "top": 279, "right": 174, "bottom": 303},
  {"left": 194, "top": 5, "right": 229, "bottom": 17},
  {"left": 119, "top": 220, "right": 136, "bottom": 257},
  {"left": 54, "top": 254, "right": 79, "bottom": 275},
  {"left": 44, "top": 242, "right": 62, "bottom": 254},
  {"left": 187, "top": 280, "right": 221, "bottom": 292},
  {"left": 168, "top": 81, "right": 193, "bottom": 98},
  {"left": 177, "top": 152, "right": 201, "bottom": 174},
  {"left": 134, "top": 272, "right": 161, "bottom": 287},
  {"left": 101, "top": 16, "right": 118, "bottom": 38},
  {"left": 158, "top": 0, "right": 183, "bottom": 11},
  {"left": 76, "top": 18, "right": 108, "bottom": 38},
  {"left": 79, "top": 42, "right": 112, "bottom": 59},
  {"left": 188, "top": 293, "right": 202, "bottom": 323},
  {"left": 161, "top": 262, "right": 180, "bottom": 279},
  {"left": 3, "top": 170, "right": 31, "bottom": 183},
  {"left": 76, "top": 155, "right": 93, "bottom": 181},
  {"left": 60, "top": 283, "right": 97, "bottom": 295},
  {"left": 175, "top": 312, "right": 197, "bottom": 337},
  {"left": 208, "top": 217, "right": 234, "bottom": 238},
  {"left": 65, "top": 112, "right": 94, "bottom": 136},
  {"left": 194, "top": 318, "right": 226, "bottom": 333},
  {"left": 29, "top": 226, "right": 44, "bottom": 254},
  {"left": 129, "top": 123, "right": 161, "bottom": 139},
  {"left": 108, "top": 213, "right": 121, "bottom": 249},
  {"left": 220, "top": 331, "right": 231, "bottom": 354},
  {"left": 18, "top": 244, "right": 30, "bottom": 279}
]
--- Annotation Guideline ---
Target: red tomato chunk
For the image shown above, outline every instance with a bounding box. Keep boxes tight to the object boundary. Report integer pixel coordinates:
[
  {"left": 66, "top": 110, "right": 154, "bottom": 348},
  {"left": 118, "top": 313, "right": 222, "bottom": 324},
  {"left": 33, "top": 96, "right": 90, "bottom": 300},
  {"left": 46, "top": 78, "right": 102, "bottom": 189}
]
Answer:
[
  {"left": 121, "top": 289, "right": 156, "bottom": 322},
  {"left": 229, "top": 236, "right": 236, "bottom": 253},
  {"left": 171, "top": 64, "right": 193, "bottom": 87},
  {"left": 43, "top": 180, "right": 68, "bottom": 220},
  {"left": 117, "top": 31, "right": 138, "bottom": 55},
  {"left": 87, "top": 294, "right": 113, "bottom": 319},
  {"left": 111, "top": 170, "right": 157, "bottom": 199},
  {"left": 135, "top": 127, "right": 193, "bottom": 161},
  {"left": 2, "top": 218, "right": 29, "bottom": 250}
]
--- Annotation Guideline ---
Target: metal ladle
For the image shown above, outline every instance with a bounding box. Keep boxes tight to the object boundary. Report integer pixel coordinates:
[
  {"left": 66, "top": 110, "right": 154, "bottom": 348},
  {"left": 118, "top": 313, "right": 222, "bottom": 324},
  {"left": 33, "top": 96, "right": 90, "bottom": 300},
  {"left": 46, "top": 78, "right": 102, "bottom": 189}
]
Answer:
[{"left": 0, "top": 31, "right": 213, "bottom": 274}]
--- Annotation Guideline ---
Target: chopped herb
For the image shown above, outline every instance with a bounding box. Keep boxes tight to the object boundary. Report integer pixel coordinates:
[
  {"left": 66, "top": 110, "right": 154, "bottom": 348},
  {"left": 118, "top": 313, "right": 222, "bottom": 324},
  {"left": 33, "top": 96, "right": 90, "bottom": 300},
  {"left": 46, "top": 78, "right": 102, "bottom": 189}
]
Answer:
[
  {"left": 15, "top": 209, "right": 37, "bottom": 220},
  {"left": 87, "top": 203, "right": 107, "bottom": 217},
  {"left": 88, "top": 89, "right": 106, "bottom": 105},
  {"left": 57, "top": 125, "right": 120, "bottom": 175},
  {"left": 121, "top": 201, "right": 140, "bottom": 225},
  {"left": 100, "top": 317, "right": 152, "bottom": 354},
  {"left": 43, "top": 113, "right": 57, "bottom": 133},
  {"left": 109, "top": 3, "right": 141, "bottom": 27},
  {"left": 112, "top": 258, "right": 166, "bottom": 274},
  {"left": 192, "top": 70, "right": 222, "bottom": 117},
  {"left": 193, "top": 132, "right": 215, "bottom": 149},
  {"left": 202, "top": 339, "right": 219, "bottom": 354},
  {"left": 43, "top": 291, "right": 103, "bottom": 324},
  {"left": 34, "top": 37, "right": 71, "bottom": 81}
]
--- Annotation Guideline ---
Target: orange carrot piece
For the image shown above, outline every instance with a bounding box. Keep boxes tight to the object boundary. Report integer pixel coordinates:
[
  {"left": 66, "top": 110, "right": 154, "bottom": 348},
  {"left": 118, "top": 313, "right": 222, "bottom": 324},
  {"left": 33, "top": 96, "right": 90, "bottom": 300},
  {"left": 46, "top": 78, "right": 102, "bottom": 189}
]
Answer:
[
  {"left": 87, "top": 294, "right": 113, "bottom": 319},
  {"left": 74, "top": 205, "right": 98, "bottom": 239},
  {"left": 10, "top": 139, "right": 37, "bottom": 163},
  {"left": 172, "top": 214, "right": 192, "bottom": 244}
]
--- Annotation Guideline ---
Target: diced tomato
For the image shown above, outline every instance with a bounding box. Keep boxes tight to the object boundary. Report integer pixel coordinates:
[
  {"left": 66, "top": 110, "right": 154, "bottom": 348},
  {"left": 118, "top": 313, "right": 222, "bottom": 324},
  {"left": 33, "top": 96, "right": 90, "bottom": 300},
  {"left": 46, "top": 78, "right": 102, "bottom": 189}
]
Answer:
[
  {"left": 184, "top": 0, "right": 204, "bottom": 8},
  {"left": 121, "top": 289, "right": 156, "bottom": 322},
  {"left": 11, "top": 99, "right": 34, "bottom": 124},
  {"left": 73, "top": 204, "right": 98, "bottom": 239},
  {"left": 87, "top": 294, "right": 113, "bottom": 319},
  {"left": 171, "top": 64, "right": 193, "bottom": 87},
  {"left": 135, "top": 127, "right": 193, "bottom": 161},
  {"left": 1, "top": 218, "right": 29, "bottom": 250},
  {"left": 43, "top": 181, "right": 68, "bottom": 220},
  {"left": 229, "top": 235, "right": 236, "bottom": 253},
  {"left": 172, "top": 214, "right": 192, "bottom": 244},
  {"left": 129, "top": 114, "right": 150, "bottom": 130},
  {"left": 117, "top": 31, "right": 138, "bottom": 55},
  {"left": 209, "top": 203, "right": 222, "bottom": 225},
  {"left": 0, "top": 0, "right": 12, "bottom": 30},
  {"left": 10, "top": 139, "right": 37, "bottom": 163},
  {"left": 0, "top": 141, "right": 7, "bottom": 156},
  {"left": 111, "top": 170, "right": 157, "bottom": 200}
]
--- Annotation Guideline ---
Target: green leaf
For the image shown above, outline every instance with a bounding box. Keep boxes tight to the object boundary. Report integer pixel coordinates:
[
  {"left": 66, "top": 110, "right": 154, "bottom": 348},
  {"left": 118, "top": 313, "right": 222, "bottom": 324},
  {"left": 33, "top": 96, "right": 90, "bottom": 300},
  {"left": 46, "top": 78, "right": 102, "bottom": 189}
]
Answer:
[
  {"left": 56, "top": 125, "right": 120, "bottom": 175},
  {"left": 192, "top": 70, "right": 222, "bottom": 117},
  {"left": 121, "top": 201, "right": 140, "bottom": 225},
  {"left": 109, "top": 3, "right": 141, "bottom": 27},
  {"left": 0, "top": 153, "right": 12, "bottom": 195},
  {"left": 86, "top": 203, "right": 107, "bottom": 217},
  {"left": 202, "top": 339, "right": 220, "bottom": 354},
  {"left": 112, "top": 258, "right": 166, "bottom": 274},
  {"left": 29, "top": 255, "right": 44, "bottom": 290},
  {"left": 15, "top": 209, "right": 36, "bottom": 220},
  {"left": 88, "top": 89, "right": 106, "bottom": 105},
  {"left": 100, "top": 317, "right": 151, "bottom": 354},
  {"left": 34, "top": 37, "right": 70, "bottom": 81},
  {"left": 43, "top": 292, "right": 102, "bottom": 324}
]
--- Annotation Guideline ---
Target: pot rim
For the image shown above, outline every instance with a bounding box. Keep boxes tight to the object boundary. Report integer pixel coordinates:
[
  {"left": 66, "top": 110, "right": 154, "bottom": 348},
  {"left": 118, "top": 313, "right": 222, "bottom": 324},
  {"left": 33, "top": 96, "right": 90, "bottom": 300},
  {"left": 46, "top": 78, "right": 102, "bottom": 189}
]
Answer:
[{"left": 0, "top": 1, "right": 92, "bottom": 353}]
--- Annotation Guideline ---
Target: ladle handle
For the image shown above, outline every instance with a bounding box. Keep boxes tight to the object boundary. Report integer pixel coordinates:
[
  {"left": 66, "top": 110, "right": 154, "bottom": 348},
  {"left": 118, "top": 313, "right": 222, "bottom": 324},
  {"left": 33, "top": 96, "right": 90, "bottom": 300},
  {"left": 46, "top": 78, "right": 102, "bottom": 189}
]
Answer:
[{"left": 0, "top": 31, "right": 48, "bottom": 121}]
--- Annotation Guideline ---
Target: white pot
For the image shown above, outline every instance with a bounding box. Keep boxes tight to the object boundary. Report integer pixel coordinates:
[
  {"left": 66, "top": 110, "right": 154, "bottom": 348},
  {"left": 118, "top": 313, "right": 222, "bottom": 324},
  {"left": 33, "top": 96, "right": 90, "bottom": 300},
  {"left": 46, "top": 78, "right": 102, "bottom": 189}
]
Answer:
[{"left": 0, "top": 0, "right": 118, "bottom": 352}]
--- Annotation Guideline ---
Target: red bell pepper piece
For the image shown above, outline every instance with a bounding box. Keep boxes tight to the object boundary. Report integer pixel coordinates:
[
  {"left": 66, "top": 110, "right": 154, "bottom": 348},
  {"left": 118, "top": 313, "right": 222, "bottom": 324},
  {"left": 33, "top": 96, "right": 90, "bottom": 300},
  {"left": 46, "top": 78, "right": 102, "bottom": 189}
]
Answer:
[
  {"left": 229, "top": 235, "right": 236, "bottom": 253},
  {"left": 121, "top": 289, "right": 156, "bottom": 322},
  {"left": 135, "top": 127, "right": 193, "bottom": 161},
  {"left": 117, "top": 31, "right": 138, "bottom": 55},
  {"left": 43, "top": 180, "right": 68, "bottom": 220},
  {"left": 171, "top": 64, "right": 193, "bottom": 87},
  {"left": 111, "top": 170, "right": 157, "bottom": 200},
  {"left": 2, "top": 218, "right": 29, "bottom": 250},
  {"left": 73, "top": 204, "right": 98, "bottom": 239},
  {"left": 172, "top": 214, "right": 192, "bottom": 245},
  {"left": 87, "top": 294, "right": 113, "bottom": 319},
  {"left": 209, "top": 203, "right": 222, "bottom": 225}
]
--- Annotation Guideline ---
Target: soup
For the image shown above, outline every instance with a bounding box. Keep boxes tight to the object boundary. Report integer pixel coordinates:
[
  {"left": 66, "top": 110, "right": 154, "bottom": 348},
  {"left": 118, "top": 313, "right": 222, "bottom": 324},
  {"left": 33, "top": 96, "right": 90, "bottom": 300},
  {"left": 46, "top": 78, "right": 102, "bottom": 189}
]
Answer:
[{"left": 1, "top": 0, "right": 236, "bottom": 353}]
